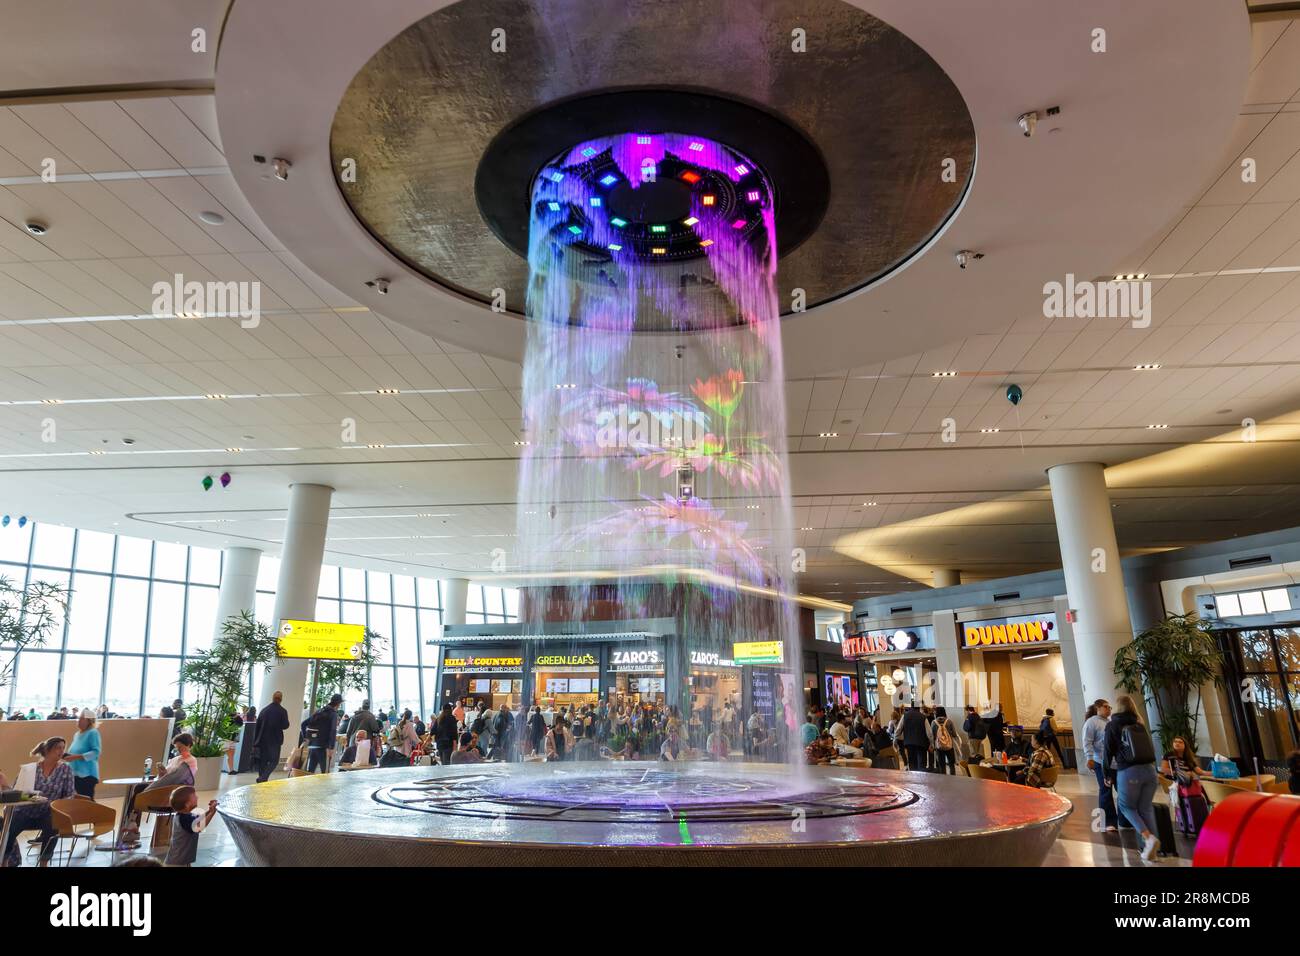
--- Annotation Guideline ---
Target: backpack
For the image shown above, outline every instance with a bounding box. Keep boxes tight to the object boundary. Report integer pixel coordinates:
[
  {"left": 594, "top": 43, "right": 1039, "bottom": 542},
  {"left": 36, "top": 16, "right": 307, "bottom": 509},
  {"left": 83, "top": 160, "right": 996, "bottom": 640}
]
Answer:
[
  {"left": 965, "top": 714, "right": 987, "bottom": 741},
  {"left": 1119, "top": 722, "right": 1155, "bottom": 764},
  {"left": 388, "top": 721, "right": 405, "bottom": 747},
  {"left": 935, "top": 719, "right": 954, "bottom": 751},
  {"left": 307, "top": 708, "right": 333, "bottom": 744}
]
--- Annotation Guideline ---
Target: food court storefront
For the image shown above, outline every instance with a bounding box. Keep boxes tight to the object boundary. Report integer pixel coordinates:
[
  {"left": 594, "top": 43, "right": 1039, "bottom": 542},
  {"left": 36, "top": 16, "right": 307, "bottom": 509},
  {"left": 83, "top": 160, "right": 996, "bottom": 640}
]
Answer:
[
  {"left": 687, "top": 647, "right": 742, "bottom": 741},
  {"left": 840, "top": 624, "right": 937, "bottom": 713},
  {"left": 437, "top": 619, "right": 678, "bottom": 710}
]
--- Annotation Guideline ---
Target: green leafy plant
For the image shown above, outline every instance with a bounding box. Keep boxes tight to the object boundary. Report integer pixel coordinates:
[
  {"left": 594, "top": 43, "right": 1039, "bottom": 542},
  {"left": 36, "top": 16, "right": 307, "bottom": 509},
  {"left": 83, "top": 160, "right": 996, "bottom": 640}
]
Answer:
[
  {"left": 307, "top": 628, "right": 388, "bottom": 711},
  {"left": 1114, "top": 612, "right": 1225, "bottom": 753},
  {"left": 178, "top": 610, "right": 279, "bottom": 754},
  {"left": 0, "top": 575, "right": 69, "bottom": 692}
]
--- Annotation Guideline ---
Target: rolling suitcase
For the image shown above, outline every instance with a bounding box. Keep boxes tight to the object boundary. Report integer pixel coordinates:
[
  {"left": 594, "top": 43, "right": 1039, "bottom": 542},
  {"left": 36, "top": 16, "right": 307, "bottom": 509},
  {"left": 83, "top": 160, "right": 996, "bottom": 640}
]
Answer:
[{"left": 1153, "top": 799, "right": 1179, "bottom": 856}]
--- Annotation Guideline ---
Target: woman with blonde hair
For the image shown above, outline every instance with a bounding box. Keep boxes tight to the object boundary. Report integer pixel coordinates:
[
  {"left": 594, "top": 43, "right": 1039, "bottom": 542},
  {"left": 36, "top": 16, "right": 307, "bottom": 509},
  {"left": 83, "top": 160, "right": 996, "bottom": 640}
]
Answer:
[
  {"left": 1102, "top": 695, "right": 1162, "bottom": 860},
  {"left": 64, "top": 708, "right": 102, "bottom": 798},
  {"left": 0, "top": 736, "right": 75, "bottom": 865}
]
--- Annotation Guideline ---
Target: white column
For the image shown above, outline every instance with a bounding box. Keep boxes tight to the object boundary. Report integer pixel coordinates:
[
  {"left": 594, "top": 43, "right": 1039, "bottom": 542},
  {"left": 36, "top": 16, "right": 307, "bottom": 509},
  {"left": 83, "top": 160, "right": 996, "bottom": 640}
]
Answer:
[
  {"left": 1047, "top": 462, "right": 1141, "bottom": 762},
  {"left": 932, "top": 569, "right": 961, "bottom": 588},
  {"left": 441, "top": 577, "right": 470, "bottom": 630},
  {"left": 213, "top": 547, "right": 261, "bottom": 640},
  {"left": 259, "top": 483, "right": 333, "bottom": 755}
]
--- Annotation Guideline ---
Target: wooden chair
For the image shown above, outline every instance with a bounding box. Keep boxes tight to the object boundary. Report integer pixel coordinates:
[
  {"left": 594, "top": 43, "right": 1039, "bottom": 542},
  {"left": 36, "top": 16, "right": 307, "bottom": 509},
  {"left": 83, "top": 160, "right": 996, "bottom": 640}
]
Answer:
[
  {"left": 968, "top": 764, "right": 1004, "bottom": 781},
  {"left": 49, "top": 799, "right": 115, "bottom": 864},
  {"left": 131, "top": 785, "right": 181, "bottom": 853},
  {"left": 1036, "top": 765, "right": 1060, "bottom": 791},
  {"left": 1264, "top": 780, "right": 1292, "bottom": 794}
]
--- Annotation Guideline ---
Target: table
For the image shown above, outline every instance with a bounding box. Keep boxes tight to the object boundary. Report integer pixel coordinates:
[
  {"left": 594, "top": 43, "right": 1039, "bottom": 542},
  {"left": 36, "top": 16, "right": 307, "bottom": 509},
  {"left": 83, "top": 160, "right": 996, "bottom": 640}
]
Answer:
[
  {"left": 100, "top": 775, "right": 152, "bottom": 853},
  {"left": 981, "top": 760, "right": 1026, "bottom": 780},
  {"left": 0, "top": 795, "right": 47, "bottom": 867}
]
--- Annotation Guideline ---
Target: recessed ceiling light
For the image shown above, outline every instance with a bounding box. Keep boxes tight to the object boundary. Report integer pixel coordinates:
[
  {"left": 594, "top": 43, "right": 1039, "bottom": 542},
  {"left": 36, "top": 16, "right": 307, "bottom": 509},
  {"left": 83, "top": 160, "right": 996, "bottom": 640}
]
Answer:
[
  {"left": 198, "top": 210, "right": 225, "bottom": 225},
  {"left": 800, "top": 526, "right": 814, "bottom": 531},
  {"left": 89, "top": 450, "right": 106, "bottom": 456},
  {"left": 175, "top": 311, "right": 202, "bottom": 319},
  {"left": 554, "top": 383, "right": 577, "bottom": 390},
  {"left": 864, "top": 501, "right": 877, "bottom": 506},
  {"left": 225, "top": 447, "right": 243, "bottom": 452},
  {"left": 1115, "top": 273, "right": 1148, "bottom": 281},
  {"left": 513, "top": 440, "right": 530, "bottom": 446},
  {"left": 375, "top": 388, "right": 400, "bottom": 395},
  {"left": 205, "top": 393, "right": 228, "bottom": 400},
  {"left": 819, "top": 432, "right": 838, "bottom": 438},
  {"left": 932, "top": 370, "right": 957, "bottom": 378},
  {"left": 1147, "top": 424, "right": 1169, "bottom": 430},
  {"left": 981, "top": 427, "right": 1000, "bottom": 434},
  {"left": 366, "top": 443, "right": 386, "bottom": 448},
  {"left": 746, "top": 504, "right": 760, "bottom": 510},
  {"left": 41, "top": 398, "right": 62, "bottom": 405},
  {"left": 1132, "top": 363, "right": 1161, "bottom": 371}
]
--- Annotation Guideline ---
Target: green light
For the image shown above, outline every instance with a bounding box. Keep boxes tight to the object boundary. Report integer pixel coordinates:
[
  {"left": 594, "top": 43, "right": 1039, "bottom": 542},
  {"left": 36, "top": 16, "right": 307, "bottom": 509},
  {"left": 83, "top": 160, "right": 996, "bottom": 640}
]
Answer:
[
  {"left": 678, "top": 813, "right": 693, "bottom": 844},
  {"left": 650, "top": 224, "right": 668, "bottom": 234},
  {"left": 610, "top": 217, "right": 627, "bottom": 228},
  {"left": 567, "top": 225, "right": 582, "bottom": 235}
]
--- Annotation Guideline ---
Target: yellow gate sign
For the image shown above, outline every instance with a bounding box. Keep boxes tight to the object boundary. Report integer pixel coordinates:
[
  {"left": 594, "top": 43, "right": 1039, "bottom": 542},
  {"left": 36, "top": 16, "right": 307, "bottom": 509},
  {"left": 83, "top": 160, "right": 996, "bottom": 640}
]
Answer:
[
  {"left": 732, "top": 640, "right": 784, "bottom": 664},
  {"left": 277, "top": 620, "right": 366, "bottom": 660}
]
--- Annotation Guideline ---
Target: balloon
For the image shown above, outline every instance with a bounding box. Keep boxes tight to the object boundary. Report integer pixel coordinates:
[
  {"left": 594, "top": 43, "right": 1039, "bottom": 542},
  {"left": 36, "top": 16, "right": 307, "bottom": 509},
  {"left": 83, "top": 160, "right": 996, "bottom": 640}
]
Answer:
[
  {"left": 202, "top": 475, "right": 213, "bottom": 491},
  {"left": 220, "top": 472, "right": 231, "bottom": 488},
  {"left": 1, "top": 515, "right": 8, "bottom": 527}
]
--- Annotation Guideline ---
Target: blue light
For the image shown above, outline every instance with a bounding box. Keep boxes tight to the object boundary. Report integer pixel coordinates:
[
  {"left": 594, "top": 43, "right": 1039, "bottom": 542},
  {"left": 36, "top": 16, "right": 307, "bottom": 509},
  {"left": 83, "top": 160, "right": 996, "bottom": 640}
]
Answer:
[
  {"left": 610, "top": 217, "right": 627, "bottom": 228},
  {"left": 547, "top": 202, "right": 561, "bottom": 212},
  {"left": 580, "top": 147, "right": 597, "bottom": 158},
  {"left": 548, "top": 171, "right": 565, "bottom": 183},
  {"left": 567, "top": 225, "right": 583, "bottom": 235},
  {"left": 599, "top": 174, "right": 618, "bottom": 187}
]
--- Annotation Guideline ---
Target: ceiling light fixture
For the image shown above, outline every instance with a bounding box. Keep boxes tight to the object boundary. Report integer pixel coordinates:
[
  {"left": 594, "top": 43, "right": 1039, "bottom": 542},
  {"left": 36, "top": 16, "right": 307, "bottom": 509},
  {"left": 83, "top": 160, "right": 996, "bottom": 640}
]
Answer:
[
  {"left": 225, "top": 447, "right": 243, "bottom": 453},
  {"left": 932, "top": 371, "right": 957, "bottom": 378},
  {"left": 375, "top": 388, "right": 400, "bottom": 395},
  {"left": 198, "top": 210, "right": 225, "bottom": 225},
  {"left": 1115, "top": 273, "right": 1148, "bottom": 281},
  {"left": 41, "top": 398, "right": 62, "bottom": 405},
  {"left": 1132, "top": 363, "right": 1161, "bottom": 371},
  {"left": 366, "top": 443, "right": 386, "bottom": 448},
  {"left": 819, "top": 432, "right": 838, "bottom": 438},
  {"left": 205, "top": 394, "right": 228, "bottom": 400},
  {"left": 865, "top": 501, "right": 877, "bottom": 506},
  {"left": 800, "top": 526, "right": 814, "bottom": 531},
  {"left": 1147, "top": 424, "right": 1169, "bottom": 430},
  {"left": 981, "top": 427, "right": 1000, "bottom": 434}
]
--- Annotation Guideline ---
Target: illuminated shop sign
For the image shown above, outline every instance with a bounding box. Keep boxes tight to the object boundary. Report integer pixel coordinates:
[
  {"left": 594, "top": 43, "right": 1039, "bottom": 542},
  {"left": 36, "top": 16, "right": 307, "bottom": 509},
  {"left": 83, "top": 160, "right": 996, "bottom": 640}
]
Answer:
[
  {"left": 732, "top": 640, "right": 783, "bottom": 664},
  {"left": 442, "top": 655, "right": 523, "bottom": 672},
  {"left": 842, "top": 626, "right": 934, "bottom": 659},
  {"left": 535, "top": 653, "right": 598, "bottom": 667},
  {"left": 962, "top": 613, "right": 1057, "bottom": 648},
  {"left": 610, "top": 648, "right": 663, "bottom": 671},
  {"left": 689, "top": 650, "right": 738, "bottom": 667}
]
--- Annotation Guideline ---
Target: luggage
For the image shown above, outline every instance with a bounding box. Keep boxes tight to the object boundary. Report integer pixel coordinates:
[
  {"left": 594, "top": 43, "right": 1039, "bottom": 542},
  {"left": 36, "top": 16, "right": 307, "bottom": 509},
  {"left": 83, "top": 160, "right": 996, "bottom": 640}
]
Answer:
[
  {"left": 1152, "top": 800, "right": 1179, "bottom": 856},
  {"left": 1175, "top": 791, "right": 1211, "bottom": 836}
]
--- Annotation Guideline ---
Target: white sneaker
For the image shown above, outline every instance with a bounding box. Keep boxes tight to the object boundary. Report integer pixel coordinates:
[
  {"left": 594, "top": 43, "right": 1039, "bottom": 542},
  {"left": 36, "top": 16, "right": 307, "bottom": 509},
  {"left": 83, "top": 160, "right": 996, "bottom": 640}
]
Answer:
[{"left": 1141, "top": 834, "right": 1160, "bottom": 860}]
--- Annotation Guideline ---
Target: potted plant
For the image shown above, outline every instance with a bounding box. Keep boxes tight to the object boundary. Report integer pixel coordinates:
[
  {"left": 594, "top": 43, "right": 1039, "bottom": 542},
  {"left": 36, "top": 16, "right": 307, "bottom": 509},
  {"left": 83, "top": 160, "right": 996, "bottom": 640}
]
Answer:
[
  {"left": 306, "top": 628, "right": 388, "bottom": 712},
  {"left": 178, "top": 611, "right": 279, "bottom": 789},
  {"left": 1113, "top": 612, "right": 1225, "bottom": 755}
]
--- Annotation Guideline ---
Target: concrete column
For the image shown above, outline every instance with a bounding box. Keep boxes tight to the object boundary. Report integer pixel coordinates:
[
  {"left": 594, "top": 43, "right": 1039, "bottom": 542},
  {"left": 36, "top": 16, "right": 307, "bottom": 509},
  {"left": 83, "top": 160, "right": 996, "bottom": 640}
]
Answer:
[
  {"left": 932, "top": 569, "right": 961, "bottom": 588},
  {"left": 441, "top": 577, "right": 470, "bottom": 628},
  {"left": 259, "top": 483, "right": 333, "bottom": 755},
  {"left": 213, "top": 547, "right": 261, "bottom": 640},
  {"left": 1047, "top": 462, "right": 1141, "bottom": 763}
]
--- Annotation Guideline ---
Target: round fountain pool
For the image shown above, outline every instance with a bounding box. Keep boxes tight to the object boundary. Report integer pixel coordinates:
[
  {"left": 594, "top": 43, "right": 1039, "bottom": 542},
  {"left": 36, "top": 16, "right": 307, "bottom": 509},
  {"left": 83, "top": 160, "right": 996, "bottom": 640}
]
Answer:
[{"left": 220, "top": 763, "right": 1071, "bottom": 867}]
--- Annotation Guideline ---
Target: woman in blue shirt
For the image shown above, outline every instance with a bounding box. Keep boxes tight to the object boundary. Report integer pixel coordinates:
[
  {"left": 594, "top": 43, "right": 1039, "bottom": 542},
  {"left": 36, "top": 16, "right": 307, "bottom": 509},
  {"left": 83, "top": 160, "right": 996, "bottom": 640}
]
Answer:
[{"left": 63, "top": 709, "right": 102, "bottom": 799}]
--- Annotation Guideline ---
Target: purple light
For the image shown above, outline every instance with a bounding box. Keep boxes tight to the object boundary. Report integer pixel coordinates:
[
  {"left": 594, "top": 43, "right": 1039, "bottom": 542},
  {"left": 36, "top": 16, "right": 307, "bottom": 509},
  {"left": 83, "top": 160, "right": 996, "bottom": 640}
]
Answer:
[
  {"left": 731, "top": 218, "right": 746, "bottom": 229},
  {"left": 734, "top": 164, "right": 750, "bottom": 176},
  {"left": 746, "top": 190, "right": 761, "bottom": 203}
]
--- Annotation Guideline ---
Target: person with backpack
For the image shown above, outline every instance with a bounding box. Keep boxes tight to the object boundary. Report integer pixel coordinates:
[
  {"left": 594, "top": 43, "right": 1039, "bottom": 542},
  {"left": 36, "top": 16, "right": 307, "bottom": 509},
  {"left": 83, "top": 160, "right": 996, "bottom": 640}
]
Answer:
[
  {"left": 927, "top": 706, "right": 961, "bottom": 774},
  {"left": 304, "top": 694, "right": 343, "bottom": 774},
  {"left": 1103, "top": 695, "right": 1161, "bottom": 860},
  {"left": 1038, "top": 708, "right": 1065, "bottom": 765},
  {"left": 962, "top": 706, "right": 988, "bottom": 759},
  {"left": 391, "top": 709, "right": 419, "bottom": 758}
]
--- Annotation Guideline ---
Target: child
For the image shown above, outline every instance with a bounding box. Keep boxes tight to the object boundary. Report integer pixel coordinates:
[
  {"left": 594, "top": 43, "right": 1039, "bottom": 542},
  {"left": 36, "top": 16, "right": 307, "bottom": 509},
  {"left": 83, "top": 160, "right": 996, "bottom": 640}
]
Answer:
[{"left": 164, "top": 786, "right": 217, "bottom": 867}]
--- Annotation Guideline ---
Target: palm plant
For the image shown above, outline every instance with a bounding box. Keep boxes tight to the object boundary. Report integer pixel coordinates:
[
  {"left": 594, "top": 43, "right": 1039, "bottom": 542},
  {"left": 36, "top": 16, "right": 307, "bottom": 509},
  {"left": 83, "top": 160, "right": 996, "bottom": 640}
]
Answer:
[
  {"left": 0, "top": 575, "right": 69, "bottom": 692},
  {"left": 1113, "top": 612, "right": 1224, "bottom": 753},
  {"left": 307, "top": 627, "right": 387, "bottom": 712},
  {"left": 178, "top": 610, "right": 279, "bottom": 757}
]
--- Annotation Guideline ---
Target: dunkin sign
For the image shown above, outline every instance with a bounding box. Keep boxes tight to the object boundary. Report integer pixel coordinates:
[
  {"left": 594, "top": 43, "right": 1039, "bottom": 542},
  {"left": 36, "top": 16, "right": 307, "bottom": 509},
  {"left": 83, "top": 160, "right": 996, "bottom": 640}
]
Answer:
[{"left": 962, "top": 614, "right": 1056, "bottom": 648}]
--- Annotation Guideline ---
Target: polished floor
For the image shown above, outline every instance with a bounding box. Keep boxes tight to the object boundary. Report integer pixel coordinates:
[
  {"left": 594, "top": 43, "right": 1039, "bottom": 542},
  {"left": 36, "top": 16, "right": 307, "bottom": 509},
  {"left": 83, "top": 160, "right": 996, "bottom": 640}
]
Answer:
[{"left": 17, "top": 765, "right": 1192, "bottom": 868}]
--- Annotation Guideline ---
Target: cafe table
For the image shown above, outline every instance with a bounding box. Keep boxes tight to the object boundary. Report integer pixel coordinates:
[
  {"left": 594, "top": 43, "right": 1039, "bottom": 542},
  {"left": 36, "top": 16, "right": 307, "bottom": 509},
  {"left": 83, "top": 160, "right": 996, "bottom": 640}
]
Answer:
[
  {"left": 980, "top": 760, "right": 1027, "bottom": 779},
  {"left": 100, "top": 775, "right": 154, "bottom": 853},
  {"left": 0, "top": 794, "right": 48, "bottom": 867}
]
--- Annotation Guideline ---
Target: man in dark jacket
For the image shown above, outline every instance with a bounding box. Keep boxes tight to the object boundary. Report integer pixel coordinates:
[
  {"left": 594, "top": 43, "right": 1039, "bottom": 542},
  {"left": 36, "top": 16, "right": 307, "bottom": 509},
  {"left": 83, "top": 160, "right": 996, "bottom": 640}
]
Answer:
[
  {"left": 305, "top": 694, "right": 343, "bottom": 774},
  {"left": 898, "top": 704, "right": 930, "bottom": 771},
  {"left": 347, "top": 700, "right": 383, "bottom": 748},
  {"left": 435, "top": 703, "right": 459, "bottom": 767},
  {"left": 253, "top": 690, "right": 291, "bottom": 782},
  {"left": 492, "top": 705, "right": 514, "bottom": 760}
]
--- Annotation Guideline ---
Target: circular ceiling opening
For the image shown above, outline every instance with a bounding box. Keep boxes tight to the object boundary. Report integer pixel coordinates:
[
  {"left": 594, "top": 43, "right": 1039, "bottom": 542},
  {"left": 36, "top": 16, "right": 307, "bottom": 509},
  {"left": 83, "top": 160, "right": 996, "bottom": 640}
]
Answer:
[{"left": 329, "top": 0, "right": 976, "bottom": 316}]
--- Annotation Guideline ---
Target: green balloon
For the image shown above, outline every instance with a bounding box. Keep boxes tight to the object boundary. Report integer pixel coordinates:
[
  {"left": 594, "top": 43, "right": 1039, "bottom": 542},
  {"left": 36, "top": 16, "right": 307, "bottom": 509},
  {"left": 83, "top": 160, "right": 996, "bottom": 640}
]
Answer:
[{"left": 202, "top": 475, "right": 213, "bottom": 491}]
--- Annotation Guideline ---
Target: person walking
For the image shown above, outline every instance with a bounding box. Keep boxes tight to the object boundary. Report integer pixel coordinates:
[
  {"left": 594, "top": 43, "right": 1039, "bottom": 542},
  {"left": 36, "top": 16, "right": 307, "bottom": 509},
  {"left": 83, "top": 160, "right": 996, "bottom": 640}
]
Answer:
[
  {"left": 1103, "top": 695, "right": 1161, "bottom": 860},
  {"left": 1081, "top": 699, "right": 1118, "bottom": 832},
  {"left": 304, "top": 694, "right": 343, "bottom": 774},
  {"left": 346, "top": 700, "right": 383, "bottom": 749},
  {"left": 252, "top": 690, "right": 291, "bottom": 782},
  {"left": 898, "top": 703, "right": 930, "bottom": 771},
  {"left": 928, "top": 706, "right": 961, "bottom": 774},
  {"left": 435, "top": 703, "right": 458, "bottom": 767},
  {"left": 64, "top": 708, "right": 102, "bottom": 798},
  {"left": 1038, "top": 708, "right": 1066, "bottom": 765},
  {"left": 983, "top": 702, "right": 1006, "bottom": 756}
]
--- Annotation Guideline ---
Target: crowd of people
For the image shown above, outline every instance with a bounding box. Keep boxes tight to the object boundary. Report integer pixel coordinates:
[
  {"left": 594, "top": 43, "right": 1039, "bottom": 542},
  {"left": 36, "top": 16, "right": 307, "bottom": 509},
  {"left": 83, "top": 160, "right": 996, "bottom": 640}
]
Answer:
[{"left": 280, "top": 693, "right": 792, "bottom": 772}]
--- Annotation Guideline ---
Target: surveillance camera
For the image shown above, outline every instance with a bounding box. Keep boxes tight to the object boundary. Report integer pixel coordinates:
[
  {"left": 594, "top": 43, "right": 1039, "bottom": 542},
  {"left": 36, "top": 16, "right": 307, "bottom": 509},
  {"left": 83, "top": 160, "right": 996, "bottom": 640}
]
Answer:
[
  {"left": 955, "top": 250, "right": 983, "bottom": 270},
  {"left": 271, "top": 157, "right": 292, "bottom": 181},
  {"left": 24, "top": 221, "right": 47, "bottom": 236},
  {"left": 366, "top": 278, "right": 390, "bottom": 295},
  {"left": 1018, "top": 111, "right": 1039, "bottom": 138}
]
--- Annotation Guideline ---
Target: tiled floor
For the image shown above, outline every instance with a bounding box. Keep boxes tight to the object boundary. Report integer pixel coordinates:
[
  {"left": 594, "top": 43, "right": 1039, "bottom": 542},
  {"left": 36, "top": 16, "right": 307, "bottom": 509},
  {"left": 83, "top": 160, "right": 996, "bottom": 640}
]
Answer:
[{"left": 20, "top": 766, "right": 1193, "bottom": 867}]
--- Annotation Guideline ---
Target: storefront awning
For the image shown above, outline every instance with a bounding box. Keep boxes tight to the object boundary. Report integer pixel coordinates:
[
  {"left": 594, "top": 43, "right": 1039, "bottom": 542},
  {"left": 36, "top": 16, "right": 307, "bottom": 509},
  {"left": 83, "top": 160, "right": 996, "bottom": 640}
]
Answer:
[{"left": 437, "top": 617, "right": 676, "bottom": 643}]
